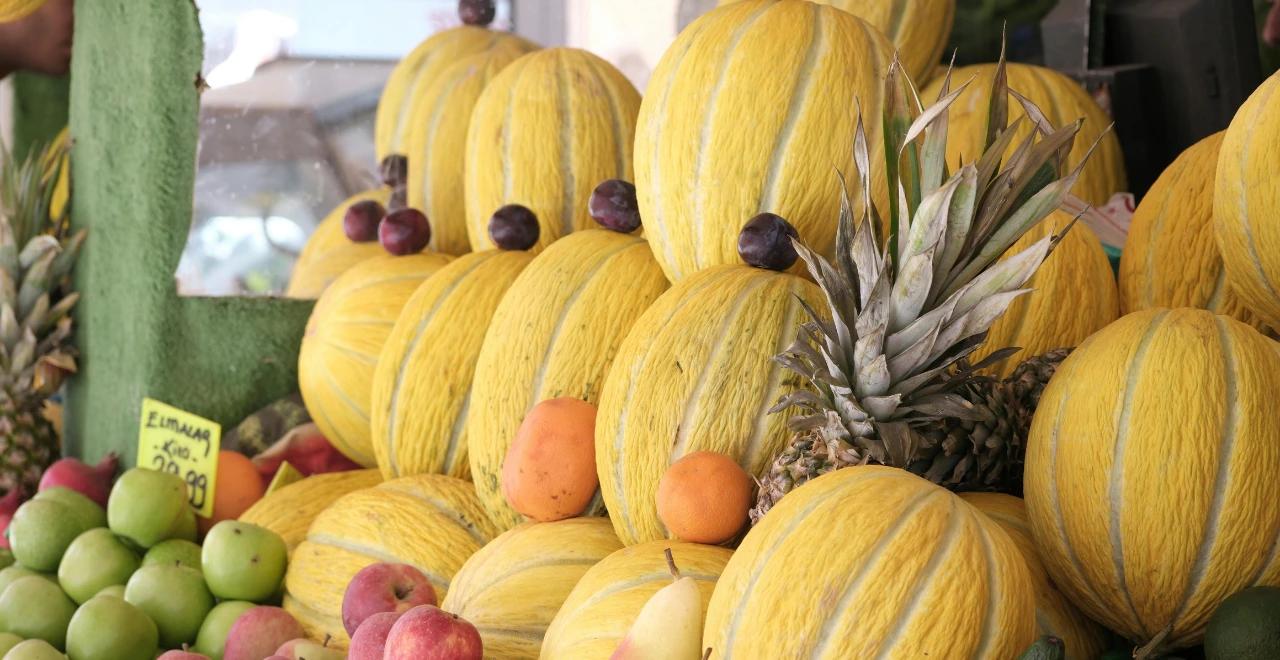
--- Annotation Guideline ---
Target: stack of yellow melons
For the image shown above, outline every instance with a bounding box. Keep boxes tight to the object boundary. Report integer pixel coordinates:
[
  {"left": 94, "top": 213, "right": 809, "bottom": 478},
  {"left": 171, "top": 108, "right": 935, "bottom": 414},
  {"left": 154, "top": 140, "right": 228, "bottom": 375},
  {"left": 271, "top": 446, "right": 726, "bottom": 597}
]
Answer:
[{"left": 238, "top": 469, "right": 382, "bottom": 552}]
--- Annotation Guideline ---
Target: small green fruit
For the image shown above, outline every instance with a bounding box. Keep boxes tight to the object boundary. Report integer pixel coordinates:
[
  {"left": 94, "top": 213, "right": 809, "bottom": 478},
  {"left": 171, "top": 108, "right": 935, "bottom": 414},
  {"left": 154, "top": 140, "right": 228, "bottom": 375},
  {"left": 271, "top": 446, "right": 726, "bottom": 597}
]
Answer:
[
  {"left": 193, "top": 600, "right": 255, "bottom": 660},
  {"left": 0, "top": 548, "right": 13, "bottom": 570},
  {"left": 124, "top": 564, "right": 213, "bottom": 648},
  {"left": 2, "top": 639, "right": 65, "bottom": 659},
  {"left": 0, "top": 575, "right": 76, "bottom": 649},
  {"left": 0, "top": 565, "right": 54, "bottom": 596},
  {"left": 9, "top": 499, "right": 97, "bottom": 572},
  {"left": 57, "top": 528, "right": 140, "bottom": 604},
  {"left": 201, "top": 521, "right": 287, "bottom": 602},
  {"left": 94, "top": 584, "right": 125, "bottom": 599},
  {"left": 32, "top": 488, "right": 106, "bottom": 529},
  {"left": 142, "top": 539, "right": 202, "bottom": 572},
  {"left": 64, "top": 595, "right": 158, "bottom": 660},
  {"left": 0, "top": 632, "right": 23, "bottom": 656},
  {"left": 1205, "top": 586, "right": 1280, "bottom": 660},
  {"left": 107, "top": 468, "right": 191, "bottom": 550}
]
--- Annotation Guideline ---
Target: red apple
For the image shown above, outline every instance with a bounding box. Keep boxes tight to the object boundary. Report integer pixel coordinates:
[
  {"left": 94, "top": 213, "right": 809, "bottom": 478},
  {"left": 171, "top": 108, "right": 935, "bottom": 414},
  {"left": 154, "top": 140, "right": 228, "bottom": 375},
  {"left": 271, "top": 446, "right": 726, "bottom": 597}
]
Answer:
[
  {"left": 157, "top": 649, "right": 209, "bottom": 660},
  {"left": 342, "top": 563, "right": 437, "bottom": 635},
  {"left": 223, "top": 606, "right": 304, "bottom": 660},
  {"left": 275, "top": 637, "right": 343, "bottom": 660},
  {"left": 385, "top": 605, "right": 482, "bottom": 660},
  {"left": 349, "top": 611, "right": 401, "bottom": 660}
]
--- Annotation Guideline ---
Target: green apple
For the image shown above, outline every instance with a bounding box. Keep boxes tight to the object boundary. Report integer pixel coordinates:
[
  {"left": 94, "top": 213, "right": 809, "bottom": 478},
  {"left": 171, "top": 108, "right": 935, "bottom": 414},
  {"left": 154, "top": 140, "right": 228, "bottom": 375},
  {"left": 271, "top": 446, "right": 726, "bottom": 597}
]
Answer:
[
  {"left": 0, "top": 575, "right": 75, "bottom": 649},
  {"left": 94, "top": 584, "right": 125, "bottom": 599},
  {"left": 1, "top": 639, "right": 65, "bottom": 659},
  {"left": 193, "top": 600, "right": 254, "bottom": 660},
  {"left": 123, "top": 564, "right": 212, "bottom": 648},
  {"left": 9, "top": 498, "right": 98, "bottom": 572},
  {"left": 170, "top": 505, "right": 198, "bottom": 543},
  {"left": 107, "top": 468, "right": 191, "bottom": 550},
  {"left": 57, "top": 528, "right": 140, "bottom": 604},
  {"left": 0, "top": 548, "right": 13, "bottom": 570},
  {"left": 32, "top": 488, "right": 106, "bottom": 529},
  {"left": 142, "top": 539, "right": 202, "bottom": 572},
  {"left": 0, "top": 565, "right": 54, "bottom": 596},
  {"left": 0, "top": 632, "right": 22, "bottom": 656},
  {"left": 201, "top": 521, "right": 287, "bottom": 602},
  {"left": 65, "top": 595, "right": 158, "bottom": 660}
]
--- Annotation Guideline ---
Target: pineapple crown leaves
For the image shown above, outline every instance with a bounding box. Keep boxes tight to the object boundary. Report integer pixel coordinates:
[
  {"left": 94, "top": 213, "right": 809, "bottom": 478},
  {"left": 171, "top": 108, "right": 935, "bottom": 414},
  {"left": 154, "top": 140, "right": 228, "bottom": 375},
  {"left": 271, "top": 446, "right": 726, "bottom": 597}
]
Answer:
[{"left": 774, "top": 52, "right": 1110, "bottom": 442}]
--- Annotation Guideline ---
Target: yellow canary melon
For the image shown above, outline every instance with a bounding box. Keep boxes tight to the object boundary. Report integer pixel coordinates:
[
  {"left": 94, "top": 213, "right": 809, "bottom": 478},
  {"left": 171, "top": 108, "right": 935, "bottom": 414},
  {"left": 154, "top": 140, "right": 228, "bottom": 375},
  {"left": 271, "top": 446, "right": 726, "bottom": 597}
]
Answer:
[
  {"left": 375, "top": 26, "right": 535, "bottom": 161},
  {"left": 466, "top": 229, "right": 669, "bottom": 530},
  {"left": 715, "top": 0, "right": 954, "bottom": 82},
  {"left": 971, "top": 215, "right": 1119, "bottom": 376},
  {"left": 405, "top": 44, "right": 536, "bottom": 255},
  {"left": 637, "top": 0, "right": 893, "bottom": 282},
  {"left": 286, "top": 188, "right": 390, "bottom": 299},
  {"left": 440, "top": 517, "right": 623, "bottom": 659},
  {"left": 298, "top": 253, "right": 453, "bottom": 467},
  {"left": 284, "top": 474, "right": 499, "bottom": 647},
  {"left": 465, "top": 48, "right": 640, "bottom": 252},
  {"left": 370, "top": 249, "right": 533, "bottom": 480},
  {"left": 597, "top": 265, "right": 824, "bottom": 546},
  {"left": 1215, "top": 71, "right": 1280, "bottom": 328},
  {"left": 922, "top": 62, "right": 1127, "bottom": 207},
  {"left": 961, "top": 493, "right": 1108, "bottom": 660},
  {"left": 541, "top": 540, "right": 733, "bottom": 660},
  {"left": 705, "top": 465, "right": 1036, "bottom": 657},
  {"left": 1024, "top": 308, "right": 1280, "bottom": 649},
  {"left": 238, "top": 469, "right": 382, "bottom": 552},
  {"left": 1122, "top": 133, "right": 1265, "bottom": 330}
]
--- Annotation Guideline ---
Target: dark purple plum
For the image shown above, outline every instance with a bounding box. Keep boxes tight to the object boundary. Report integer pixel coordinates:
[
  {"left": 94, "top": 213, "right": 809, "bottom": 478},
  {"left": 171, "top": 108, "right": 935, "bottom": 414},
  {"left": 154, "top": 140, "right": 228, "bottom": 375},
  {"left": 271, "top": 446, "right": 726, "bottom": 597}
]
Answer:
[
  {"left": 380, "top": 208, "right": 432, "bottom": 255},
  {"left": 379, "top": 155, "right": 408, "bottom": 188},
  {"left": 343, "top": 200, "right": 386, "bottom": 243},
  {"left": 458, "top": 0, "right": 496, "bottom": 26},
  {"left": 488, "top": 205, "right": 540, "bottom": 250},
  {"left": 738, "top": 213, "right": 799, "bottom": 271},
  {"left": 588, "top": 179, "right": 641, "bottom": 233}
]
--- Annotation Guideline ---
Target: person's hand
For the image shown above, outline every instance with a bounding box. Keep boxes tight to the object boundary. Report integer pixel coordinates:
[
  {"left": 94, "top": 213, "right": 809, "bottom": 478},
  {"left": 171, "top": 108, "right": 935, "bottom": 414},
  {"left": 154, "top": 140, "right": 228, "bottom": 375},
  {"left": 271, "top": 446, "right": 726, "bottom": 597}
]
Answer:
[{"left": 1266, "top": 0, "right": 1280, "bottom": 48}]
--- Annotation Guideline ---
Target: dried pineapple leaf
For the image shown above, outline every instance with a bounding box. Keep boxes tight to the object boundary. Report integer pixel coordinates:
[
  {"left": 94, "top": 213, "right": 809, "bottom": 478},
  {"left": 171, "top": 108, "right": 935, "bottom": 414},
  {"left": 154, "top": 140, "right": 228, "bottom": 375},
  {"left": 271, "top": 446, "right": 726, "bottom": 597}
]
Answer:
[
  {"left": 985, "top": 40, "right": 1009, "bottom": 150},
  {"left": 855, "top": 353, "right": 892, "bottom": 399}
]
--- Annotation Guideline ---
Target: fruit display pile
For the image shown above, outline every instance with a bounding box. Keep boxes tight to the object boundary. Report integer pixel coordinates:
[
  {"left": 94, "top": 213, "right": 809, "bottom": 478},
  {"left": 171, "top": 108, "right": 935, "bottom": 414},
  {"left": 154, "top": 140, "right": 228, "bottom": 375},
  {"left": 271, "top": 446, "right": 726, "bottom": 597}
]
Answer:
[{"left": 11, "top": 0, "right": 1280, "bottom": 658}]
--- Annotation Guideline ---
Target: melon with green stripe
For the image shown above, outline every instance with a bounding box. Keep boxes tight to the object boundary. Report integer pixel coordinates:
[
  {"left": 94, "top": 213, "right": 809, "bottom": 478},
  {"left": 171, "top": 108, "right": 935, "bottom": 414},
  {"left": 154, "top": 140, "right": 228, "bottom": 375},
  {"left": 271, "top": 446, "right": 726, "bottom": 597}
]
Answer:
[
  {"left": 1215, "top": 71, "right": 1280, "bottom": 328},
  {"left": 704, "top": 465, "right": 1036, "bottom": 657},
  {"left": 465, "top": 48, "right": 640, "bottom": 252},
  {"left": 283, "top": 474, "right": 499, "bottom": 647},
  {"left": 467, "top": 229, "right": 669, "bottom": 530},
  {"left": 635, "top": 0, "right": 893, "bottom": 282},
  {"left": 298, "top": 253, "right": 453, "bottom": 467},
  {"left": 439, "top": 518, "right": 622, "bottom": 659},
  {"left": 596, "top": 264, "right": 824, "bottom": 546},
  {"left": 286, "top": 188, "right": 391, "bottom": 299},
  {"left": 1024, "top": 308, "right": 1280, "bottom": 651},
  {"left": 961, "top": 493, "right": 1107, "bottom": 660},
  {"left": 370, "top": 249, "right": 533, "bottom": 480},
  {"left": 1121, "top": 133, "right": 1265, "bottom": 330},
  {"left": 540, "top": 540, "right": 733, "bottom": 659},
  {"left": 715, "top": 0, "right": 955, "bottom": 82},
  {"left": 239, "top": 469, "right": 383, "bottom": 552}
]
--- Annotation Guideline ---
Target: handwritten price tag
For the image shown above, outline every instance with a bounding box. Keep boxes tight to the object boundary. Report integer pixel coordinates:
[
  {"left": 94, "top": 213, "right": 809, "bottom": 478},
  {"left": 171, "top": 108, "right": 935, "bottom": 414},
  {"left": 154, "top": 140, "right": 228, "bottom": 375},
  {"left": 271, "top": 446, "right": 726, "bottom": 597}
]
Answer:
[{"left": 137, "top": 398, "right": 221, "bottom": 518}]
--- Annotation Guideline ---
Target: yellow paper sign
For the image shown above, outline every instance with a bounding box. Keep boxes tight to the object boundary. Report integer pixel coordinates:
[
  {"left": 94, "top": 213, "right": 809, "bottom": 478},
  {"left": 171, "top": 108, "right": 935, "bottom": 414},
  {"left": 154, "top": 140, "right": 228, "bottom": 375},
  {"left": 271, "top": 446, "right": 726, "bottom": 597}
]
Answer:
[{"left": 137, "top": 398, "right": 222, "bottom": 518}]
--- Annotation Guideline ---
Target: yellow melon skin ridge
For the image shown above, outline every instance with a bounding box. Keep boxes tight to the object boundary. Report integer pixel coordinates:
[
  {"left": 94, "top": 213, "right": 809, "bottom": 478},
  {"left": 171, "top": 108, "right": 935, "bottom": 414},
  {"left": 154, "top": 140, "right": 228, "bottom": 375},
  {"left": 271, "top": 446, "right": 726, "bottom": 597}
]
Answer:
[
  {"left": 370, "top": 250, "right": 533, "bottom": 481},
  {"left": 284, "top": 474, "right": 500, "bottom": 648},
  {"left": 286, "top": 188, "right": 391, "bottom": 300},
  {"left": 465, "top": 48, "right": 640, "bottom": 253},
  {"left": 440, "top": 518, "right": 622, "bottom": 660},
  {"left": 596, "top": 265, "right": 824, "bottom": 546},
  {"left": 466, "top": 229, "right": 669, "bottom": 530},
  {"left": 1024, "top": 308, "right": 1280, "bottom": 649},
  {"left": 541, "top": 540, "right": 733, "bottom": 660},
  {"left": 405, "top": 42, "right": 534, "bottom": 256},
  {"left": 1215, "top": 71, "right": 1280, "bottom": 328},
  {"left": 238, "top": 469, "right": 382, "bottom": 553},
  {"left": 636, "top": 0, "right": 893, "bottom": 282},
  {"left": 299, "top": 253, "right": 453, "bottom": 467},
  {"left": 961, "top": 493, "right": 1108, "bottom": 660},
  {"left": 972, "top": 214, "right": 1119, "bottom": 376},
  {"left": 704, "top": 466, "right": 1036, "bottom": 658},
  {"left": 923, "top": 62, "right": 1127, "bottom": 207}
]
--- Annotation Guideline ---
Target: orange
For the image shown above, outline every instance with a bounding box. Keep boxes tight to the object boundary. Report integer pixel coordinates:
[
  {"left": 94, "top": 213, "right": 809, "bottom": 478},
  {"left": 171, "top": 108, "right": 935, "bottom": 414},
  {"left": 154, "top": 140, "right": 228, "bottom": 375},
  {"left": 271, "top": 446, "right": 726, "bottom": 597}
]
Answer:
[
  {"left": 198, "top": 450, "right": 266, "bottom": 534},
  {"left": 656, "top": 450, "right": 753, "bottom": 545},
  {"left": 501, "top": 397, "right": 599, "bottom": 522}
]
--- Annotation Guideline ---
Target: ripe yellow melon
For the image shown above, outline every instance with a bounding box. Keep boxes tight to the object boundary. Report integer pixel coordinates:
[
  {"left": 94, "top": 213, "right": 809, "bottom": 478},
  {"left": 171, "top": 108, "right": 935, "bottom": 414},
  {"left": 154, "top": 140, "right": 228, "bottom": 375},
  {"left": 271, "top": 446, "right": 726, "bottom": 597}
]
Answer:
[
  {"left": 1121, "top": 133, "right": 1264, "bottom": 330},
  {"left": 636, "top": 0, "right": 894, "bottom": 282},
  {"left": 704, "top": 465, "right": 1036, "bottom": 657},
  {"left": 286, "top": 188, "right": 390, "bottom": 299},
  {"left": 1024, "top": 308, "right": 1280, "bottom": 649},
  {"left": 922, "top": 62, "right": 1127, "bottom": 207},
  {"left": 715, "top": 0, "right": 954, "bottom": 82},
  {"left": 465, "top": 48, "right": 640, "bottom": 252},
  {"left": 284, "top": 474, "right": 499, "bottom": 647},
  {"left": 375, "top": 26, "right": 535, "bottom": 160},
  {"left": 961, "top": 493, "right": 1107, "bottom": 660},
  {"left": 370, "top": 250, "right": 533, "bottom": 480},
  {"left": 541, "top": 540, "right": 733, "bottom": 660},
  {"left": 597, "top": 265, "right": 824, "bottom": 546},
  {"left": 299, "top": 253, "right": 453, "bottom": 467},
  {"left": 466, "top": 229, "right": 669, "bottom": 530},
  {"left": 1215, "top": 71, "right": 1280, "bottom": 328},
  {"left": 238, "top": 469, "right": 382, "bottom": 552},
  {"left": 440, "top": 517, "right": 622, "bottom": 659},
  {"left": 972, "top": 215, "right": 1119, "bottom": 376},
  {"left": 405, "top": 44, "right": 536, "bottom": 255}
]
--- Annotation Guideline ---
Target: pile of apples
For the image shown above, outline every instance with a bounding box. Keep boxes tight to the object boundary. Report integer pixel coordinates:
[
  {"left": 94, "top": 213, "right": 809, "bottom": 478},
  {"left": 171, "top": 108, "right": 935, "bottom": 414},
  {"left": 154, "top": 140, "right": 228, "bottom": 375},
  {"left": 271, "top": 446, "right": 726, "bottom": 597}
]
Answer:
[{"left": 340, "top": 563, "right": 482, "bottom": 660}]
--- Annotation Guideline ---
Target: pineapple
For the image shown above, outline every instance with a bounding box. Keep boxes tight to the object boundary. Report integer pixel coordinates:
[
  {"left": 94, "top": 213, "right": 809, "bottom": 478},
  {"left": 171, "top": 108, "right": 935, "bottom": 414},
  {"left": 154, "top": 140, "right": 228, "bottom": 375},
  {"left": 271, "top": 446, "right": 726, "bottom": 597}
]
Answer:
[
  {"left": 0, "top": 138, "right": 84, "bottom": 497},
  {"left": 752, "top": 54, "right": 1104, "bottom": 521}
]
